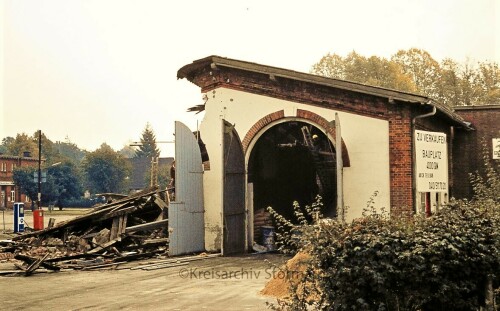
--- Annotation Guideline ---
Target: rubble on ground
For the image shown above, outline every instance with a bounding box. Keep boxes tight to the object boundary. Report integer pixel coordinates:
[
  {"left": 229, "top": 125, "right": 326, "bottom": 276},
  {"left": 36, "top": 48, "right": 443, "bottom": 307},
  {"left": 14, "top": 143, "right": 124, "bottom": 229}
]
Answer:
[{"left": 0, "top": 187, "right": 177, "bottom": 276}]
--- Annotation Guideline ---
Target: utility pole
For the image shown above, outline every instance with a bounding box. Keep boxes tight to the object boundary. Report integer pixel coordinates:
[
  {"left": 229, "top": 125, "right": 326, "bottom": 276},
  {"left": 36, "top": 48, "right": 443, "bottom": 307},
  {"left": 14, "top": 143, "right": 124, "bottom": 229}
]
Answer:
[{"left": 37, "top": 130, "right": 42, "bottom": 210}]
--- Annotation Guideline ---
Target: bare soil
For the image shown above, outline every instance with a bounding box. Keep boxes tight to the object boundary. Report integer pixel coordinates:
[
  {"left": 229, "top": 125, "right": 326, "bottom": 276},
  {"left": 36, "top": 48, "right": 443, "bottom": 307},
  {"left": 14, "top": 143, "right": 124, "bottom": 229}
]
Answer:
[{"left": 0, "top": 208, "right": 289, "bottom": 310}]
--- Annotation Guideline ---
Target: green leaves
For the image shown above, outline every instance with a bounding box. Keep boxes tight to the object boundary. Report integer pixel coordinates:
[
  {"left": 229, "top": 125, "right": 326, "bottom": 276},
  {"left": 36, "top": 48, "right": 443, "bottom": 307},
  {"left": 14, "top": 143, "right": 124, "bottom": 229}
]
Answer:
[
  {"left": 82, "top": 144, "right": 131, "bottom": 193},
  {"left": 270, "top": 196, "right": 499, "bottom": 310},
  {"left": 134, "top": 123, "right": 160, "bottom": 159}
]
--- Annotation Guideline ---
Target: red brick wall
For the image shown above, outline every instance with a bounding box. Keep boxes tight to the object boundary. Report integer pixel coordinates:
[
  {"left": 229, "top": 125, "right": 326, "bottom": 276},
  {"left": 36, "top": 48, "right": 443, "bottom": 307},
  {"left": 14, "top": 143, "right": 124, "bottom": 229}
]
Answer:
[
  {"left": 0, "top": 156, "right": 38, "bottom": 208},
  {"left": 189, "top": 66, "right": 458, "bottom": 214},
  {"left": 452, "top": 106, "right": 500, "bottom": 200}
]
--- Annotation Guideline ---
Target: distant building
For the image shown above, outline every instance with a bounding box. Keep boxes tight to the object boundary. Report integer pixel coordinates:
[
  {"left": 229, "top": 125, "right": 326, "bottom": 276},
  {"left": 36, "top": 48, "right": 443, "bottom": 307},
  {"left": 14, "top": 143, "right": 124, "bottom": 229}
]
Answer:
[{"left": 0, "top": 152, "right": 40, "bottom": 209}]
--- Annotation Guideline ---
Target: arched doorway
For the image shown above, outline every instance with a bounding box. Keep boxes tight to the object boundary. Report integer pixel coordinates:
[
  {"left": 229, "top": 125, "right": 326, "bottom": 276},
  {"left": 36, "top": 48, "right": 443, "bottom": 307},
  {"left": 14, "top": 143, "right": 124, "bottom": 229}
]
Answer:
[{"left": 247, "top": 120, "right": 337, "bottom": 245}]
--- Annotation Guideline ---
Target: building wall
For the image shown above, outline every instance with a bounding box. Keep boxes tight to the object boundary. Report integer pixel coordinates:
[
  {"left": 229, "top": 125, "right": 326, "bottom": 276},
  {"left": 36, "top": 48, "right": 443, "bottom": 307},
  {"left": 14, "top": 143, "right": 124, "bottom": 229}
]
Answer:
[
  {"left": 452, "top": 106, "right": 500, "bottom": 199},
  {"left": 200, "top": 87, "right": 391, "bottom": 251},
  {"left": 192, "top": 67, "right": 422, "bottom": 215},
  {"left": 184, "top": 61, "right": 464, "bottom": 252}
]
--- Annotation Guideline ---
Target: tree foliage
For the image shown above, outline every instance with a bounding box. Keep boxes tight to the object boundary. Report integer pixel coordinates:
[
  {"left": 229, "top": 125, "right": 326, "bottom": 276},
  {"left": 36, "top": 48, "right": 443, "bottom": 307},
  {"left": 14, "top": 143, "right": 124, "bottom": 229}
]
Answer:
[
  {"left": 45, "top": 162, "right": 83, "bottom": 205},
  {"left": 1, "top": 133, "right": 37, "bottom": 157},
  {"left": 311, "top": 48, "right": 500, "bottom": 106},
  {"left": 54, "top": 137, "right": 87, "bottom": 164},
  {"left": 312, "top": 52, "right": 417, "bottom": 93},
  {"left": 134, "top": 123, "right": 160, "bottom": 159},
  {"left": 12, "top": 162, "right": 84, "bottom": 206},
  {"left": 82, "top": 143, "right": 131, "bottom": 194},
  {"left": 118, "top": 145, "right": 137, "bottom": 158},
  {"left": 12, "top": 167, "right": 38, "bottom": 204}
]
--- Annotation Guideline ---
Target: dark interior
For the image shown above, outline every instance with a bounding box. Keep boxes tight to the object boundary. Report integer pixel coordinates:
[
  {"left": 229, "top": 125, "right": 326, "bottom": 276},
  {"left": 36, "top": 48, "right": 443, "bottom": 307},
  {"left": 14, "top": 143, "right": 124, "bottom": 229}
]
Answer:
[{"left": 248, "top": 121, "right": 337, "bottom": 241}]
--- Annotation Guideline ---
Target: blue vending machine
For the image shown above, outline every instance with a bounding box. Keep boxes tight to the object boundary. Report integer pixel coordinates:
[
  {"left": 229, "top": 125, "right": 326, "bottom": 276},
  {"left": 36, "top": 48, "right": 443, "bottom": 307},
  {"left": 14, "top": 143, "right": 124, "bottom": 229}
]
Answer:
[{"left": 13, "top": 202, "right": 25, "bottom": 233}]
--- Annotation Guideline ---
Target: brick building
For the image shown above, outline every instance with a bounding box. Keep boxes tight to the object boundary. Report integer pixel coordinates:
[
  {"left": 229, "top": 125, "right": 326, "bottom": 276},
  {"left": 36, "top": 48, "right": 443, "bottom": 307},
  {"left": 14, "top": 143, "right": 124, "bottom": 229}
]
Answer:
[
  {"left": 452, "top": 105, "right": 500, "bottom": 199},
  {"left": 0, "top": 152, "right": 39, "bottom": 209},
  {"left": 176, "top": 55, "right": 500, "bottom": 253}
]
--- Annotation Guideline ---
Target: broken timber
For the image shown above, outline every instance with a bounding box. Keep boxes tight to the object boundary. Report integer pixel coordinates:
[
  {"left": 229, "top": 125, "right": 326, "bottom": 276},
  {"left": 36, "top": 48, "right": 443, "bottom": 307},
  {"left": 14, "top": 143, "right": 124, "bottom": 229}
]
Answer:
[{"left": 1, "top": 187, "right": 177, "bottom": 276}]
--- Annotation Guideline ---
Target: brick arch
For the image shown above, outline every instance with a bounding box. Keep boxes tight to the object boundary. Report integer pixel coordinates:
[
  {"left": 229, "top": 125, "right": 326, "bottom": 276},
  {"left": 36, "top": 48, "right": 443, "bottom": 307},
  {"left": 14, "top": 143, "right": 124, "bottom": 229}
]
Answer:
[{"left": 242, "top": 109, "right": 350, "bottom": 167}]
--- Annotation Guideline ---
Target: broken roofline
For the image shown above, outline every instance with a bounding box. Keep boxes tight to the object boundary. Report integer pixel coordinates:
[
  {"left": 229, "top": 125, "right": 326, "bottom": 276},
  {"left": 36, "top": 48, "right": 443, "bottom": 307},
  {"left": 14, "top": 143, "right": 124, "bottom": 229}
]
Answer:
[{"left": 177, "top": 55, "right": 472, "bottom": 130}]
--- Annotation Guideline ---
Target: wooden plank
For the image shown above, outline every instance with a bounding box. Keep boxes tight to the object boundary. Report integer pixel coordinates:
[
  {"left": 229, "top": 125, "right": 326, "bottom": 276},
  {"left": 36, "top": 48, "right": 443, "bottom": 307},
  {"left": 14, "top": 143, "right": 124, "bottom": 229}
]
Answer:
[
  {"left": 142, "top": 238, "right": 169, "bottom": 246},
  {"left": 12, "top": 189, "right": 159, "bottom": 241},
  {"left": 48, "top": 218, "right": 56, "bottom": 228},
  {"left": 87, "top": 239, "right": 120, "bottom": 254},
  {"left": 124, "top": 219, "right": 168, "bottom": 234},
  {"left": 99, "top": 205, "right": 138, "bottom": 221},
  {"left": 25, "top": 253, "right": 50, "bottom": 276},
  {"left": 119, "top": 215, "right": 127, "bottom": 234},
  {"left": 112, "top": 249, "right": 163, "bottom": 263},
  {"left": 81, "top": 262, "right": 122, "bottom": 271},
  {"left": 45, "top": 253, "right": 108, "bottom": 263},
  {"left": 15, "top": 254, "right": 61, "bottom": 271},
  {"left": 154, "top": 195, "right": 169, "bottom": 210},
  {"left": 110, "top": 217, "right": 120, "bottom": 241}
]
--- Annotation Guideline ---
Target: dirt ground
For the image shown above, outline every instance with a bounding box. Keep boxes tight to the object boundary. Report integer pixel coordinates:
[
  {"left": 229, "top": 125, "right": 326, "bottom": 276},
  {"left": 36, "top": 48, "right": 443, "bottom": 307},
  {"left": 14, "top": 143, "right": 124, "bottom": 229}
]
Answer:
[
  {"left": 0, "top": 208, "right": 288, "bottom": 310},
  {"left": 0, "top": 254, "right": 286, "bottom": 311}
]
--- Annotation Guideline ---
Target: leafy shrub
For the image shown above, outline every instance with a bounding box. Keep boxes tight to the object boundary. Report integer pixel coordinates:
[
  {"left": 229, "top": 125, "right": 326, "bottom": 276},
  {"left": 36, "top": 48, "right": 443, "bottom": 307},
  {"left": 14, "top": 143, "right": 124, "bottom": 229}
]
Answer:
[{"left": 269, "top": 171, "right": 499, "bottom": 310}]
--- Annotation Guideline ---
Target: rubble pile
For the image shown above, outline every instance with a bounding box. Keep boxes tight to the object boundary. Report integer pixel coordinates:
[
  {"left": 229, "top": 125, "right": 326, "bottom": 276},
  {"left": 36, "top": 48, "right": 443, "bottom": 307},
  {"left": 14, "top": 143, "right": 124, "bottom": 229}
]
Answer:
[{"left": 0, "top": 187, "right": 172, "bottom": 276}]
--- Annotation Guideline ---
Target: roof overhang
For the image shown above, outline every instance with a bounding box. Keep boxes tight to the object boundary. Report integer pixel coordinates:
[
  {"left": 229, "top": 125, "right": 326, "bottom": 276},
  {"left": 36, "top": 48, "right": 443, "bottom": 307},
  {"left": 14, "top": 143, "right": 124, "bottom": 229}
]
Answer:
[{"left": 178, "top": 55, "right": 473, "bottom": 130}]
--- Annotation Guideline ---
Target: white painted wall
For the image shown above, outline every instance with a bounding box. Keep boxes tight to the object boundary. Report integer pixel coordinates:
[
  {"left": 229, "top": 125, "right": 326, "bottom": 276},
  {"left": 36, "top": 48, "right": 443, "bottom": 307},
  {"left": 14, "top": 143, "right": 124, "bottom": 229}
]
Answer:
[{"left": 199, "top": 87, "right": 391, "bottom": 251}]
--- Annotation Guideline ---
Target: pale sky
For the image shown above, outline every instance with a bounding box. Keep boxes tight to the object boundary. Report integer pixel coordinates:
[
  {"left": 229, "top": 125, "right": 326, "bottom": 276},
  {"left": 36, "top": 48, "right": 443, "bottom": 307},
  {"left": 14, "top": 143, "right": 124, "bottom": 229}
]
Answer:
[{"left": 1, "top": 0, "right": 499, "bottom": 156}]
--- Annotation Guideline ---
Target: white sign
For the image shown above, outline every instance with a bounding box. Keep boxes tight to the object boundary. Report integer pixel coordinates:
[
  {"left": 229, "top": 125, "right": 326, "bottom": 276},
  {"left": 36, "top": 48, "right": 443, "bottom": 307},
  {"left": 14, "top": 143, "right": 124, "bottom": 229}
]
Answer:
[
  {"left": 415, "top": 130, "right": 448, "bottom": 192},
  {"left": 493, "top": 138, "right": 500, "bottom": 160}
]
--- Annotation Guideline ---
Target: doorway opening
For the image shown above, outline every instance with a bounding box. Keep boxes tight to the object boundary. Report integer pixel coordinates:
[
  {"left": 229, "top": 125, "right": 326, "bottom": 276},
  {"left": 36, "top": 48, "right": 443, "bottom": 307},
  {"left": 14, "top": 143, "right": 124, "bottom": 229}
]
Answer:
[{"left": 247, "top": 121, "right": 337, "bottom": 244}]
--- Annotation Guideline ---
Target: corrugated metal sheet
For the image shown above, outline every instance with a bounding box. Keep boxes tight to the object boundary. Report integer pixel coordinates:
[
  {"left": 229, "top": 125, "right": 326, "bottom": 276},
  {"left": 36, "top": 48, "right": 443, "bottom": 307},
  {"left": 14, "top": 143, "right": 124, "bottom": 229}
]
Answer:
[
  {"left": 222, "top": 120, "right": 246, "bottom": 255},
  {"left": 168, "top": 121, "right": 205, "bottom": 256}
]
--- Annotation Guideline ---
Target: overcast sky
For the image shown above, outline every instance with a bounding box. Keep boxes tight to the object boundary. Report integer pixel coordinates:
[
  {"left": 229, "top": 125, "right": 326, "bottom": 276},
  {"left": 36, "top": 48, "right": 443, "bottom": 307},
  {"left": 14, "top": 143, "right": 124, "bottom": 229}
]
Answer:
[{"left": 1, "top": 0, "right": 499, "bottom": 156}]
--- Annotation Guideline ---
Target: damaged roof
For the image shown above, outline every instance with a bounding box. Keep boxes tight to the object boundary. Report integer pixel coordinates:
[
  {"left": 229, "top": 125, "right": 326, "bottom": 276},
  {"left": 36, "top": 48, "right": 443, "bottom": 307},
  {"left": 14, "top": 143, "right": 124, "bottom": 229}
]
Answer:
[{"left": 178, "top": 55, "right": 473, "bottom": 130}]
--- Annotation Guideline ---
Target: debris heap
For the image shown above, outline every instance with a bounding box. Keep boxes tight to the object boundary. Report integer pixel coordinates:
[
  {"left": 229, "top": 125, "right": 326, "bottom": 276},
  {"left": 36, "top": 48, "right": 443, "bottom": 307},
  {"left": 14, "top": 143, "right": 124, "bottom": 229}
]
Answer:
[{"left": 0, "top": 187, "right": 172, "bottom": 276}]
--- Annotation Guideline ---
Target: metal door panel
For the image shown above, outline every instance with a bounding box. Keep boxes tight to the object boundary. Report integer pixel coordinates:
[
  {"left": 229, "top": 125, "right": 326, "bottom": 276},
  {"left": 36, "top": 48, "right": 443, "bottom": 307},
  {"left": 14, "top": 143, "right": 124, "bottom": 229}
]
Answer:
[{"left": 169, "top": 121, "right": 205, "bottom": 256}]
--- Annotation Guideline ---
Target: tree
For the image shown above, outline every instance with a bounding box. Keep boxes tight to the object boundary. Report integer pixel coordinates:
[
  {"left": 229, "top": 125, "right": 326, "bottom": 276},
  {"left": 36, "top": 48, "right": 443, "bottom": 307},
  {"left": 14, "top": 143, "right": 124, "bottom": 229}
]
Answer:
[
  {"left": 2, "top": 133, "right": 37, "bottom": 157},
  {"left": 476, "top": 61, "right": 500, "bottom": 105},
  {"left": 439, "top": 58, "right": 462, "bottom": 106},
  {"left": 134, "top": 123, "right": 160, "bottom": 159},
  {"left": 118, "top": 145, "right": 137, "bottom": 158},
  {"left": 311, "top": 51, "right": 417, "bottom": 92},
  {"left": 391, "top": 48, "right": 442, "bottom": 99},
  {"left": 45, "top": 161, "right": 83, "bottom": 205},
  {"left": 12, "top": 167, "right": 38, "bottom": 203},
  {"left": 13, "top": 162, "right": 84, "bottom": 207},
  {"left": 312, "top": 48, "right": 500, "bottom": 107},
  {"left": 54, "top": 137, "right": 87, "bottom": 164},
  {"left": 82, "top": 143, "right": 131, "bottom": 194}
]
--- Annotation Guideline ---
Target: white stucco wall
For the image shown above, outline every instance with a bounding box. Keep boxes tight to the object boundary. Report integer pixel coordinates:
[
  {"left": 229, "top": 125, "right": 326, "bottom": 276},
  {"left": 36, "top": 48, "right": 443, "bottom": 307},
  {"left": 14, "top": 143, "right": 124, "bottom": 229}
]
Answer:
[{"left": 199, "top": 87, "right": 391, "bottom": 251}]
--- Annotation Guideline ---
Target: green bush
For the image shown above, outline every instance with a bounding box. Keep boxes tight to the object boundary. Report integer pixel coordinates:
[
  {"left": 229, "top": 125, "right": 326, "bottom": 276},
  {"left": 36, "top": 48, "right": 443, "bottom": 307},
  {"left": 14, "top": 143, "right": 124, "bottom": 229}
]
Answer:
[{"left": 269, "top": 163, "right": 499, "bottom": 310}]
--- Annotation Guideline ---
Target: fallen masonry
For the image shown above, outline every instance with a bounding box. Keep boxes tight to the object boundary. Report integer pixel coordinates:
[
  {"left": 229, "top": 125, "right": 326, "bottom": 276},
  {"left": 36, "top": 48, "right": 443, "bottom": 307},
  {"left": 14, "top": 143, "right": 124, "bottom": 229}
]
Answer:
[{"left": 0, "top": 187, "right": 214, "bottom": 276}]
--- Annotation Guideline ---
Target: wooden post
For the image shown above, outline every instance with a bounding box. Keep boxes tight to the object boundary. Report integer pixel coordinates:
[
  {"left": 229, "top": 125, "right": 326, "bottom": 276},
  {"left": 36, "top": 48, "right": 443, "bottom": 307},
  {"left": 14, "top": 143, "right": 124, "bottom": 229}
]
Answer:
[{"left": 48, "top": 218, "right": 56, "bottom": 228}]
